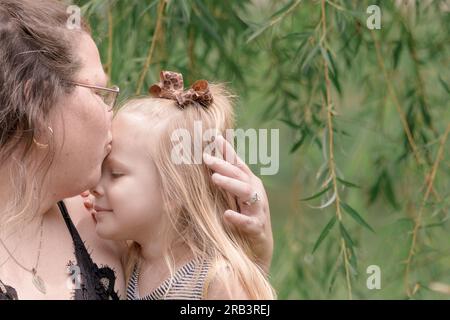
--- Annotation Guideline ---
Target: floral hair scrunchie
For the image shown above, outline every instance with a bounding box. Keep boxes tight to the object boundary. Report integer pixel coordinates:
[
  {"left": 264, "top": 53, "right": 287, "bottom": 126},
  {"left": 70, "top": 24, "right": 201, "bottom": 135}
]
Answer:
[{"left": 148, "top": 71, "right": 213, "bottom": 108}]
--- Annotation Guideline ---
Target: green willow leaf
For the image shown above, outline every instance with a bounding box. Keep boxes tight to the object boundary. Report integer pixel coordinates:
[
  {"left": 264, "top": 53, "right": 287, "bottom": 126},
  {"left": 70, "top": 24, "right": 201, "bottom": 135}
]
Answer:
[
  {"left": 339, "top": 222, "right": 354, "bottom": 248},
  {"left": 246, "top": 0, "right": 302, "bottom": 43},
  {"left": 382, "top": 171, "right": 399, "bottom": 210},
  {"left": 336, "top": 177, "right": 361, "bottom": 189},
  {"left": 328, "top": 264, "right": 339, "bottom": 294},
  {"left": 368, "top": 174, "right": 382, "bottom": 204},
  {"left": 279, "top": 118, "right": 302, "bottom": 129},
  {"left": 300, "top": 184, "right": 332, "bottom": 201},
  {"left": 439, "top": 76, "right": 450, "bottom": 94},
  {"left": 301, "top": 44, "right": 319, "bottom": 72},
  {"left": 290, "top": 134, "right": 308, "bottom": 153},
  {"left": 340, "top": 202, "right": 375, "bottom": 233},
  {"left": 393, "top": 40, "right": 403, "bottom": 69},
  {"left": 312, "top": 215, "right": 337, "bottom": 253},
  {"left": 320, "top": 46, "right": 334, "bottom": 75},
  {"left": 347, "top": 244, "right": 358, "bottom": 273},
  {"left": 177, "top": 0, "right": 191, "bottom": 22},
  {"left": 270, "top": 0, "right": 298, "bottom": 17}
]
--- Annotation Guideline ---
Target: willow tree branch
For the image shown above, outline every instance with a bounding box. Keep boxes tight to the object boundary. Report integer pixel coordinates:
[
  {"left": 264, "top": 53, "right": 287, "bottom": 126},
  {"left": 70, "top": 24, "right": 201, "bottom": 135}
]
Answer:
[
  {"left": 404, "top": 123, "right": 450, "bottom": 297},
  {"left": 371, "top": 30, "right": 423, "bottom": 166},
  {"left": 136, "top": 0, "right": 166, "bottom": 95},
  {"left": 106, "top": 1, "right": 113, "bottom": 82},
  {"left": 321, "top": 0, "right": 352, "bottom": 300}
]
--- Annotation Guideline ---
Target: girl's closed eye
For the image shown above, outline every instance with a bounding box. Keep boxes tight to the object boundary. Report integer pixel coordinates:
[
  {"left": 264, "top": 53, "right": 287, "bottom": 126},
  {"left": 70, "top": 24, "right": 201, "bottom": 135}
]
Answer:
[
  {"left": 111, "top": 172, "right": 124, "bottom": 178},
  {"left": 105, "top": 156, "right": 128, "bottom": 179}
]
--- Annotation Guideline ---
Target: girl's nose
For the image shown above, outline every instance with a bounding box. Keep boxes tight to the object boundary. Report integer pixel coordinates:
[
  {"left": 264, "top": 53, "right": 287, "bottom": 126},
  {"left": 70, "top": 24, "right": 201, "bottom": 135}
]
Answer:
[{"left": 90, "top": 184, "right": 104, "bottom": 198}]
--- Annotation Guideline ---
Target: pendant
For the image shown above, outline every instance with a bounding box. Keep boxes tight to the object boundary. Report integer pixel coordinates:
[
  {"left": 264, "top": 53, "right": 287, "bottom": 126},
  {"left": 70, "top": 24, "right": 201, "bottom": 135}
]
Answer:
[{"left": 31, "top": 269, "right": 46, "bottom": 294}]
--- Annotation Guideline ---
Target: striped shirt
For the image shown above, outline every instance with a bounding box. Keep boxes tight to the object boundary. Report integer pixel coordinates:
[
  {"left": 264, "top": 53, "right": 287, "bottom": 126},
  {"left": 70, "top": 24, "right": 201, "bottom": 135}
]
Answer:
[{"left": 127, "top": 258, "right": 212, "bottom": 300}]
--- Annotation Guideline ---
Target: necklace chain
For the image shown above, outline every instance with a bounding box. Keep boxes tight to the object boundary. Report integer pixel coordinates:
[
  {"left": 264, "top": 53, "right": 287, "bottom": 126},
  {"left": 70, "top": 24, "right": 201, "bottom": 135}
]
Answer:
[{"left": 0, "top": 218, "right": 44, "bottom": 274}]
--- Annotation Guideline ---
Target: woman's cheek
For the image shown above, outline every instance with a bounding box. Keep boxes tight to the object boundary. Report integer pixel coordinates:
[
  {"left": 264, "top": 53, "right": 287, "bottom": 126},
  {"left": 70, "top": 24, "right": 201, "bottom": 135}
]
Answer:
[{"left": 86, "top": 102, "right": 112, "bottom": 154}]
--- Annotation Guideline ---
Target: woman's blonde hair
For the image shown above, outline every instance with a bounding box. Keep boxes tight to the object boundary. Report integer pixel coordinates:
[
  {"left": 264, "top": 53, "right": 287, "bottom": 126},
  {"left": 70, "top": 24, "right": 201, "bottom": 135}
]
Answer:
[{"left": 122, "top": 83, "right": 275, "bottom": 299}]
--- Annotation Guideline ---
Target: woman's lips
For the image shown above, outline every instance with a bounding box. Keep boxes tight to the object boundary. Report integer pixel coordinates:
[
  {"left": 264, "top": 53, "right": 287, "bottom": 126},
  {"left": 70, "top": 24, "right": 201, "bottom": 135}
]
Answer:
[{"left": 94, "top": 205, "right": 113, "bottom": 213}]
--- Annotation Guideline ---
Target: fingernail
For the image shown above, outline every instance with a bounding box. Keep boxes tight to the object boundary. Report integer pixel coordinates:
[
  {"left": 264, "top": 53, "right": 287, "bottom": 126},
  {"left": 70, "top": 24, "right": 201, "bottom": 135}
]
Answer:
[
  {"left": 84, "top": 201, "right": 93, "bottom": 209},
  {"left": 211, "top": 173, "right": 221, "bottom": 182},
  {"left": 203, "top": 153, "right": 213, "bottom": 165}
]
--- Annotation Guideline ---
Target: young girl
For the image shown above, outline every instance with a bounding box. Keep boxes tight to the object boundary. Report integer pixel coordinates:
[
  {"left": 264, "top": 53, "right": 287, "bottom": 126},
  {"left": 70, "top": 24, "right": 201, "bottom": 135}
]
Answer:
[{"left": 89, "top": 71, "right": 275, "bottom": 300}]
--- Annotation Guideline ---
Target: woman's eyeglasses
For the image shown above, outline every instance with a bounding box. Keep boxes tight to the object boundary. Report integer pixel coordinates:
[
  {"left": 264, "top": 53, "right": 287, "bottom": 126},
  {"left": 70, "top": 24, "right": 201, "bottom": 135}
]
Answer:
[{"left": 69, "top": 81, "right": 120, "bottom": 112}]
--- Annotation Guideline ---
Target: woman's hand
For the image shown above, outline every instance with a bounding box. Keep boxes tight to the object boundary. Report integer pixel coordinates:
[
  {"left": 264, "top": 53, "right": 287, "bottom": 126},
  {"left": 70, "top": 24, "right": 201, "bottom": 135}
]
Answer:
[{"left": 203, "top": 135, "right": 273, "bottom": 274}]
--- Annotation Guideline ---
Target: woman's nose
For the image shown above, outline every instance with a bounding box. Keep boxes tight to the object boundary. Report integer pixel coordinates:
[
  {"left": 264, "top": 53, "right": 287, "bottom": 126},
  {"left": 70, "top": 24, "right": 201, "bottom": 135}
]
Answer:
[{"left": 108, "top": 109, "right": 114, "bottom": 122}]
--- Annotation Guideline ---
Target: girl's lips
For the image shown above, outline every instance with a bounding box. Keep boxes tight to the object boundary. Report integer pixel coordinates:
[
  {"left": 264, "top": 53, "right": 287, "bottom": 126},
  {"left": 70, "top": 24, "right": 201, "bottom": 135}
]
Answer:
[{"left": 92, "top": 207, "right": 113, "bottom": 223}]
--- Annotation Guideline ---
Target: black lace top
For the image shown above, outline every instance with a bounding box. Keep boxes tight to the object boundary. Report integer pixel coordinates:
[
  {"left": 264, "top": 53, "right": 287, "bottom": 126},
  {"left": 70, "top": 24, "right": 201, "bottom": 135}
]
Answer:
[{"left": 0, "top": 201, "right": 119, "bottom": 300}]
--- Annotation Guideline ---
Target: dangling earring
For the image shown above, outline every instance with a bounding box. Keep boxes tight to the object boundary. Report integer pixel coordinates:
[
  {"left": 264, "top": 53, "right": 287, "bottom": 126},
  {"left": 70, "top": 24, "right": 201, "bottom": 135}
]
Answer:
[{"left": 33, "top": 126, "right": 53, "bottom": 149}]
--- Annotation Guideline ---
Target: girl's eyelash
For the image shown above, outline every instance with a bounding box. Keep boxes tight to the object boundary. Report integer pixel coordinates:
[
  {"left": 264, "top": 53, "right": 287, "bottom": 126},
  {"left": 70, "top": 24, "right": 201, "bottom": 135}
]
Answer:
[{"left": 111, "top": 172, "right": 123, "bottom": 177}]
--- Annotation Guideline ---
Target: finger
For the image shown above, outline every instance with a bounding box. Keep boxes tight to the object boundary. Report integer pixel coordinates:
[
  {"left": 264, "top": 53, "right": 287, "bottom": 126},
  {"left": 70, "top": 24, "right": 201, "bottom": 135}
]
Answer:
[
  {"left": 214, "top": 135, "right": 252, "bottom": 176},
  {"left": 80, "top": 190, "right": 90, "bottom": 198},
  {"left": 224, "top": 210, "right": 261, "bottom": 236},
  {"left": 83, "top": 197, "right": 94, "bottom": 210},
  {"left": 212, "top": 173, "right": 254, "bottom": 201},
  {"left": 203, "top": 153, "right": 248, "bottom": 181}
]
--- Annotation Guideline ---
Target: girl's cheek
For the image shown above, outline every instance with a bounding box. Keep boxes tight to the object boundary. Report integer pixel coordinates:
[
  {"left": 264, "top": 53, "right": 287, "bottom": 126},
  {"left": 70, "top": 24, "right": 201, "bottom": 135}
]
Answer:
[{"left": 108, "top": 179, "right": 128, "bottom": 210}]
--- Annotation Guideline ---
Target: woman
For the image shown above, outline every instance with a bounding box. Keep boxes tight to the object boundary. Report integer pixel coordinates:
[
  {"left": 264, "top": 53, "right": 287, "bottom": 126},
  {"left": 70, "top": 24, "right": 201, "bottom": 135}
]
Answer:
[{"left": 0, "top": 0, "right": 273, "bottom": 300}]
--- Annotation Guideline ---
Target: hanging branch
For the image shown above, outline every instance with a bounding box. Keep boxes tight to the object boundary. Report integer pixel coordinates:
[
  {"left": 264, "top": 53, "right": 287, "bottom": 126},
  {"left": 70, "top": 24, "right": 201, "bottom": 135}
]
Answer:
[
  {"left": 105, "top": 0, "right": 113, "bottom": 82},
  {"left": 371, "top": 19, "right": 449, "bottom": 293},
  {"left": 320, "top": 0, "right": 352, "bottom": 300},
  {"left": 370, "top": 30, "right": 424, "bottom": 166},
  {"left": 404, "top": 123, "right": 450, "bottom": 297},
  {"left": 397, "top": 14, "right": 440, "bottom": 139},
  {"left": 246, "top": 0, "right": 302, "bottom": 43},
  {"left": 136, "top": 0, "right": 166, "bottom": 95}
]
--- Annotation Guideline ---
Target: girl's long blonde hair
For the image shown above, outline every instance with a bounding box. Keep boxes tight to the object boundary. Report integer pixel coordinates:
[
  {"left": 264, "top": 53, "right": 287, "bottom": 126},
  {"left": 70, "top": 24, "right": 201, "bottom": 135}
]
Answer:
[{"left": 122, "top": 84, "right": 275, "bottom": 299}]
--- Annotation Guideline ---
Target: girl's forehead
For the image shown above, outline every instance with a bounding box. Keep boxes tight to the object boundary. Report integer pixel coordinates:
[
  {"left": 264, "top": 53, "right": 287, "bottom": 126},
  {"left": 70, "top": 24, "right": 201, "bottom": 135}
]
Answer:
[
  {"left": 113, "top": 111, "right": 163, "bottom": 138},
  {"left": 111, "top": 112, "right": 157, "bottom": 156},
  {"left": 112, "top": 112, "right": 143, "bottom": 134}
]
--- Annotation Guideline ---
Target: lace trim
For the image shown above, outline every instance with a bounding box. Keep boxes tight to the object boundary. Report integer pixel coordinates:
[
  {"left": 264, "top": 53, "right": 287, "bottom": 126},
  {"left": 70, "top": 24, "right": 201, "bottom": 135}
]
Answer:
[{"left": 0, "top": 279, "right": 18, "bottom": 300}]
